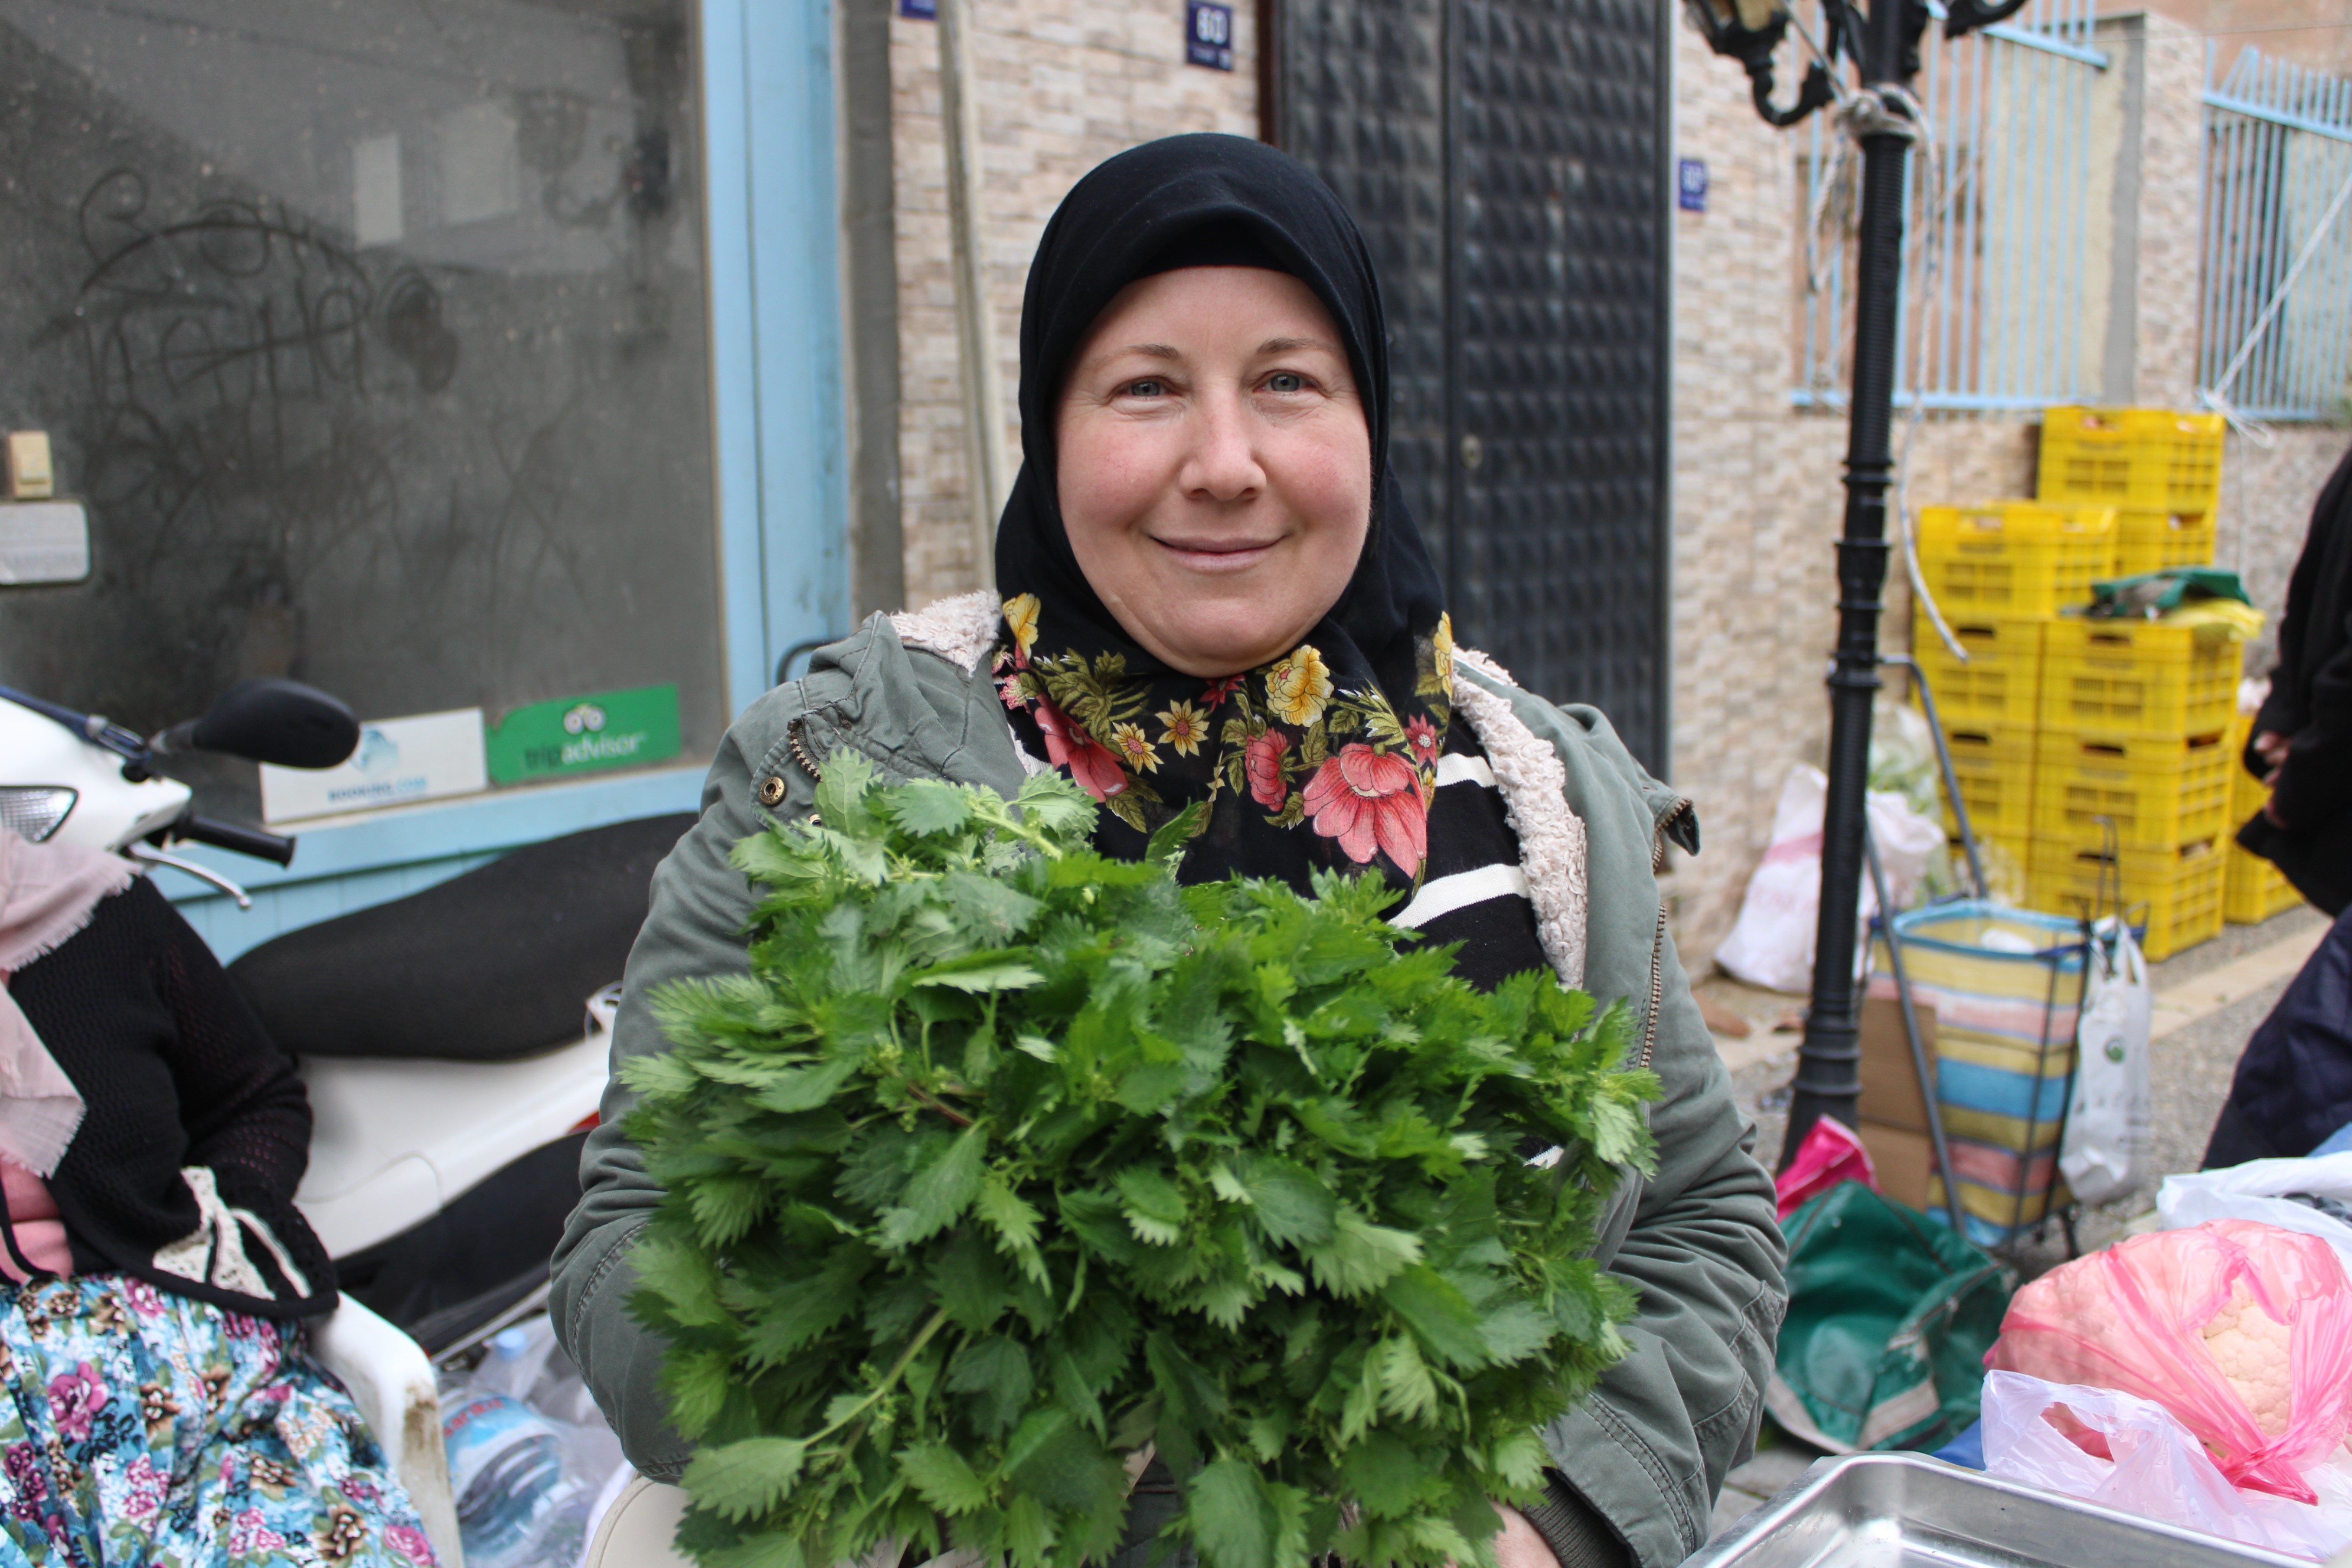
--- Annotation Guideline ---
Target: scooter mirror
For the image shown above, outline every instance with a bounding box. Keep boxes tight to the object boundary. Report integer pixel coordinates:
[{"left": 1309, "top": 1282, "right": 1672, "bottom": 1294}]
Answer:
[{"left": 179, "top": 679, "right": 361, "bottom": 769}]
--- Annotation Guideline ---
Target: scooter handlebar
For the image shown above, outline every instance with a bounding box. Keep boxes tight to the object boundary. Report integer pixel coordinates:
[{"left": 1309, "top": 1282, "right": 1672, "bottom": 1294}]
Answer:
[{"left": 174, "top": 814, "right": 296, "bottom": 867}]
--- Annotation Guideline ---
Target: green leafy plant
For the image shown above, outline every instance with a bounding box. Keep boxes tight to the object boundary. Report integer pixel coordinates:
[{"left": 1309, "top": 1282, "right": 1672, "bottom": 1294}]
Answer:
[{"left": 623, "top": 754, "right": 1657, "bottom": 1568}]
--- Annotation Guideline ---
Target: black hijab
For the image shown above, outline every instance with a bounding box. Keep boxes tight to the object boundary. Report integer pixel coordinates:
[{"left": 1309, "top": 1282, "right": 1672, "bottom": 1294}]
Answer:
[{"left": 991, "top": 134, "right": 1455, "bottom": 894}]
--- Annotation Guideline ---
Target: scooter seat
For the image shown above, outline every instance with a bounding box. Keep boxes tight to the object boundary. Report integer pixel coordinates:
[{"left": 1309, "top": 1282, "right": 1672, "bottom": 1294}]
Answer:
[{"left": 228, "top": 813, "right": 694, "bottom": 1061}]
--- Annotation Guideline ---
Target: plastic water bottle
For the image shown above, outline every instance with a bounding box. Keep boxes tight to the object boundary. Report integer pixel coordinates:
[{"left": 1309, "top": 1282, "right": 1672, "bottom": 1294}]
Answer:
[{"left": 441, "top": 1387, "right": 593, "bottom": 1568}]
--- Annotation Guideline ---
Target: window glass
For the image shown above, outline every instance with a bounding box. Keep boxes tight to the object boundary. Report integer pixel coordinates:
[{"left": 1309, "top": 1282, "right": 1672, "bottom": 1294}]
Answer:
[{"left": 0, "top": 0, "right": 720, "bottom": 816}]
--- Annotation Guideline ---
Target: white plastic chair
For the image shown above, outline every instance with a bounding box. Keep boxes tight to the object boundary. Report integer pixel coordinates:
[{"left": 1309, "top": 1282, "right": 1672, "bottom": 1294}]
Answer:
[
  {"left": 582, "top": 1476, "right": 691, "bottom": 1567},
  {"left": 311, "top": 1298, "right": 465, "bottom": 1567},
  {"left": 579, "top": 1481, "right": 984, "bottom": 1568}
]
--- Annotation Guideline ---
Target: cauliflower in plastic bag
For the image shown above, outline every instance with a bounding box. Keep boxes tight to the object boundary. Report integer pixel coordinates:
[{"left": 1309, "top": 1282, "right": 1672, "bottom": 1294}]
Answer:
[
  {"left": 1989, "top": 1219, "right": 2352, "bottom": 1502},
  {"left": 2203, "top": 1283, "right": 2294, "bottom": 1439}
]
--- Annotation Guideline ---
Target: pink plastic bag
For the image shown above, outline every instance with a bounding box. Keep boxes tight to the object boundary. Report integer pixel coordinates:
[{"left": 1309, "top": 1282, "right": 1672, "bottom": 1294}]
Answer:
[
  {"left": 1773, "top": 1116, "right": 1877, "bottom": 1221},
  {"left": 1988, "top": 1219, "right": 2352, "bottom": 1502},
  {"left": 1980, "top": 1370, "right": 2352, "bottom": 1561}
]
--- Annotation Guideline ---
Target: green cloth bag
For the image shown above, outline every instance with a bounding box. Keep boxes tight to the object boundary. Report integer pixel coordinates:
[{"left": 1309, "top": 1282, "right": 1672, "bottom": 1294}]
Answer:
[{"left": 1762, "top": 1181, "right": 2015, "bottom": 1453}]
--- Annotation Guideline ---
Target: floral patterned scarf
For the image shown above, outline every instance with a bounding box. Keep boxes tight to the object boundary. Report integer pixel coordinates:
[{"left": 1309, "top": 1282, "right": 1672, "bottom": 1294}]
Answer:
[{"left": 990, "top": 135, "right": 1455, "bottom": 896}]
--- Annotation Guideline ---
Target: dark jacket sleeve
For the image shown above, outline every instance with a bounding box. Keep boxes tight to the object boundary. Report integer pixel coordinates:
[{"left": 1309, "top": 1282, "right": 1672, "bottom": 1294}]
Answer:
[
  {"left": 2273, "top": 620, "right": 2352, "bottom": 834},
  {"left": 145, "top": 881, "right": 317, "bottom": 1217}
]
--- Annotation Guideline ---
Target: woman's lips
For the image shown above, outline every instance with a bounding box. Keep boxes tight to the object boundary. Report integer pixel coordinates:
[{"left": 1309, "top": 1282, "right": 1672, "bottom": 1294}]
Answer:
[{"left": 1152, "top": 536, "right": 1278, "bottom": 573}]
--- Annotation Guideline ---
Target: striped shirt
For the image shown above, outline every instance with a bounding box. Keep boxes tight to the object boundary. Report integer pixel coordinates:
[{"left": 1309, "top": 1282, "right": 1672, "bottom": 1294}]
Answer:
[{"left": 1393, "top": 728, "right": 1549, "bottom": 991}]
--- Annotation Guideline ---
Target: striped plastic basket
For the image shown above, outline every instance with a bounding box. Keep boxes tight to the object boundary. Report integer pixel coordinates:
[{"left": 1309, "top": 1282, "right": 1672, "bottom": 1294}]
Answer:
[{"left": 1869, "top": 901, "right": 2089, "bottom": 1249}]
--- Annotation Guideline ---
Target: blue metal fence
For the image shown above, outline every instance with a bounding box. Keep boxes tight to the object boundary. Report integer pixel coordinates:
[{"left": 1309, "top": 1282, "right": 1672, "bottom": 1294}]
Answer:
[
  {"left": 2199, "top": 47, "right": 2352, "bottom": 424},
  {"left": 1793, "top": 0, "right": 2108, "bottom": 413}
]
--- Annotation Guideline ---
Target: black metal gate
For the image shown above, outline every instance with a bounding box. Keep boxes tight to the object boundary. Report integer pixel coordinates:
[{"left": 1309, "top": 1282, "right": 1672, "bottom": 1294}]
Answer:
[{"left": 1273, "top": 0, "right": 1671, "bottom": 771}]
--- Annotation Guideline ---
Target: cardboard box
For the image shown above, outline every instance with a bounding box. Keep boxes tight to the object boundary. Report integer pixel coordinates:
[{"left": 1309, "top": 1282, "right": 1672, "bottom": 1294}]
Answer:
[
  {"left": 1857, "top": 994, "right": 1938, "bottom": 1132},
  {"left": 1858, "top": 1119, "right": 1936, "bottom": 1211}
]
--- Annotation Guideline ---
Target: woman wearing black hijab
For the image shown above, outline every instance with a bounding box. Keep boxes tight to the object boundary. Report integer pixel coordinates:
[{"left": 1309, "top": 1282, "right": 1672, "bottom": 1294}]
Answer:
[{"left": 556, "top": 135, "right": 1784, "bottom": 1568}]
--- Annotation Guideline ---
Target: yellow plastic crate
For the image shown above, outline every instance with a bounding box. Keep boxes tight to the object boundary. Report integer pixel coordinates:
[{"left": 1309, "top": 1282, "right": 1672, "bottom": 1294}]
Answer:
[
  {"left": 2225, "top": 844, "right": 2304, "bottom": 924},
  {"left": 2039, "top": 616, "right": 2240, "bottom": 740},
  {"left": 2027, "top": 837, "right": 2226, "bottom": 961},
  {"left": 1918, "top": 502, "right": 2116, "bottom": 618},
  {"left": 2031, "top": 729, "right": 2232, "bottom": 851},
  {"left": 1911, "top": 615, "right": 2048, "bottom": 729},
  {"left": 2039, "top": 407, "right": 2226, "bottom": 514},
  {"left": 2114, "top": 509, "right": 2217, "bottom": 576},
  {"left": 1939, "top": 726, "right": 2038, "bottom": 844}
]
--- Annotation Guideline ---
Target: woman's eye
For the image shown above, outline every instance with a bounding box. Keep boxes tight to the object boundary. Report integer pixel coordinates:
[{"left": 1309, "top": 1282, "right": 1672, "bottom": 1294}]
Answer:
[
  {"left": 1125, "top": 378, "right": 1165, "bottom": 398},
  {"left": 1266, "top": 372, "right": 1306, "bottom": 393}
]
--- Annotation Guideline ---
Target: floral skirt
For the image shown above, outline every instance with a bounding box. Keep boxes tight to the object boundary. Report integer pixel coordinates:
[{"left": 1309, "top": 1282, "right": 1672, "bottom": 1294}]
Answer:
[{"left": 0, "top": 1275, "right": 436, "bottom": 1566}]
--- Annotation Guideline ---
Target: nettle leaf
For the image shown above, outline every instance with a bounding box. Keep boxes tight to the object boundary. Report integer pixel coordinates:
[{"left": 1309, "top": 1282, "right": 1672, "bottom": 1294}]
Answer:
[
  {"left": 881, "top": 1125, "right": 988, "bottom": 1249},
  {"left": 1187, "top": 1457, "right": 1283, "bottom": 1568},
  {"left": 898, "top": 1443, "right": 991, "bottom": 1515},
  {"left": 890, "top": 779, "right": 976, "bottom": 836},
  {"left": 913, "top": 959, "right": 1045, "bottom": 995},
  {"left": 1240, "top": 1158, "right": 1337, "bottom": 1246},
  {"left": 1304, "top": 1209, "right": 1423, "bottom": 1297},
  {"left": 685, "top": 1436, "right": 809, "bottom": 1521},
  {"left": 634, "top": 752, "right": 1658, "bottom": 1568},
  {"left": 1113, "top": 1167, "right": 1188, "bottom": 1246}
]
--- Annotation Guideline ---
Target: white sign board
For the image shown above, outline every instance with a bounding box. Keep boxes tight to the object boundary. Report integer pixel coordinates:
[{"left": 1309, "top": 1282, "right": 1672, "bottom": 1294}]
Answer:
[{"left": 261, "top": 708, "right": 487, "bottom": 824}]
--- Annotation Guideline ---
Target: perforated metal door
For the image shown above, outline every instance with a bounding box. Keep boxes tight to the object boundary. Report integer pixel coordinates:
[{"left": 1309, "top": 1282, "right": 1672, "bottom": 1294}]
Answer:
[{"left": 1275, "top": 0, "right": 1670, "bottom": 770}]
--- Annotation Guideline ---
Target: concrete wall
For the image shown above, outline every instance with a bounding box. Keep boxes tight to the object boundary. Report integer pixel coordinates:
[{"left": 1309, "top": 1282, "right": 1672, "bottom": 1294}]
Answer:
[{"left": 888, "top": 2, "right": 1259, "bottom": 605}]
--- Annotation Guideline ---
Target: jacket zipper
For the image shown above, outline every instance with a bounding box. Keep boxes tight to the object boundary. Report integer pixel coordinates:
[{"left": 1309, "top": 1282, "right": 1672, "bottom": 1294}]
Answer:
[
  {"left": 1638, "top": 899, "right": 1668, "bottom": 1071},
  {"left": 787, "top": 717, "right": 824, "bottom": 783}
]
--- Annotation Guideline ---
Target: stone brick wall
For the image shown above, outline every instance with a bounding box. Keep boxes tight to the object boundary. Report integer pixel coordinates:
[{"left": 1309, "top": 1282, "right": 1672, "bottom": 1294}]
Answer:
[{"left": 889, "top": 2, "right": 1258, "bottom": 605}]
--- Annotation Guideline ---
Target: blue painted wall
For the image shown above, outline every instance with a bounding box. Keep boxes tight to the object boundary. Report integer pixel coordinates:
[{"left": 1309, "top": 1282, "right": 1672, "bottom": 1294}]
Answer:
[{"left": 163, "top": 0, "right": 847, "bottom": 962}]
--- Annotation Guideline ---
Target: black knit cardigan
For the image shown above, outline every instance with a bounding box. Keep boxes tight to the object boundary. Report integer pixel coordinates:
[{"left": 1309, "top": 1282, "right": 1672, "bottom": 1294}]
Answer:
[{"left": 5, "top": 876, "right": 336, "bottom": 1318}]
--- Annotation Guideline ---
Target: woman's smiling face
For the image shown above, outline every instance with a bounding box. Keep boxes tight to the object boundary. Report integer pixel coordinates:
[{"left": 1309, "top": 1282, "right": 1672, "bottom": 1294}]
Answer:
[{"left": 1054, "top": 265, "right": 1374, "bottom": 678}]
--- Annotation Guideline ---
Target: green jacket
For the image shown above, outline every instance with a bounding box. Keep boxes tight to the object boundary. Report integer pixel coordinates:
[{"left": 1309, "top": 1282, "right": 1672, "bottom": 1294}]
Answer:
[{"left": 551, "top": 594, "right": 1786, "bottom": 1568}]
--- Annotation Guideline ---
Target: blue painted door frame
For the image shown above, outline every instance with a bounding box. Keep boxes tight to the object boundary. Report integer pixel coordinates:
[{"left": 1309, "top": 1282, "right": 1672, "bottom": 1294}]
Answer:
[{"left": 164, "top": 0, "right": 848, "bottom": 962}]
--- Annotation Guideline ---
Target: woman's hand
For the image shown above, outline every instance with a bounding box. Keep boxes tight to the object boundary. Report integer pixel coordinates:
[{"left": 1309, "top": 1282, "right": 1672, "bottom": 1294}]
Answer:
[{"left": 1491, "top": 1504, "right": 1563, "bottom": 1568}]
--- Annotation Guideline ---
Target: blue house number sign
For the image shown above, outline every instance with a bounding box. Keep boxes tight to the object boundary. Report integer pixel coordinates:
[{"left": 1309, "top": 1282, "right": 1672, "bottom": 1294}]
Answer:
[{"left": 1187, "top": 1, "right": 1234, "bottom": 70}]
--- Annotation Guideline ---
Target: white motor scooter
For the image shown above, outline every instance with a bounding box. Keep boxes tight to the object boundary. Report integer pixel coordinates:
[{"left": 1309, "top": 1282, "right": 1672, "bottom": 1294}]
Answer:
[{"left": 1, "top": 680, "right": 667, "bottom": 1361}]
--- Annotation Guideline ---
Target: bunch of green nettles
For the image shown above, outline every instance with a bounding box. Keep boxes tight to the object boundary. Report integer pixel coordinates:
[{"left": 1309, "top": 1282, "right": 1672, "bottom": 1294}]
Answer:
[{"left": 623, "top": 753, "right": 1658, "bottom": 1568}]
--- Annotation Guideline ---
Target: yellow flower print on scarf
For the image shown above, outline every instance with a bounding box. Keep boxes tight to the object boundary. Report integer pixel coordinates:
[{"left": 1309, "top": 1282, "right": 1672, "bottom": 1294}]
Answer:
[
  {"left": 1003, "top": 593, "right": 1042, "bottom": 664},
  {"left": 1265, "top": 645, "right": 1334, "bottom": 726},
  {"left": 1157, "top": 700, "right": 1208, "bottom": 757}
]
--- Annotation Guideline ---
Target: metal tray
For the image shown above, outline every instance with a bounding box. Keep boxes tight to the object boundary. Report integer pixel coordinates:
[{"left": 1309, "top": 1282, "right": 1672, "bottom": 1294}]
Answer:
[{"left": 1683, "top": 1452, "right": 2308, "bottom": 1566}]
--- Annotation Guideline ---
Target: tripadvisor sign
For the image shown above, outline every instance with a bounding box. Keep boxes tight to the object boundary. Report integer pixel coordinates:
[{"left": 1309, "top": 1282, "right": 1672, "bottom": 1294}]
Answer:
[{"left": 487, "top": 683, "right": 681, "bottom": 785}]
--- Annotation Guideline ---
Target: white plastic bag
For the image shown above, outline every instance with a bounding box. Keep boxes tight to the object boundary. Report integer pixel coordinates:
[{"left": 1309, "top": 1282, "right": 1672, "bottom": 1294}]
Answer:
[
  {"left": 2160, "top": 1153, "right": 2352, "bottom": 1280},
  {"left": 1716, "top": 766, "right": 1946, "bottom": 994},
  {"left": 1980, "top": 1370, "right": 2352, "bottom": 1561},
  {"left": 2060, "top": 917, "right": 2153, "bottom": 1204}
]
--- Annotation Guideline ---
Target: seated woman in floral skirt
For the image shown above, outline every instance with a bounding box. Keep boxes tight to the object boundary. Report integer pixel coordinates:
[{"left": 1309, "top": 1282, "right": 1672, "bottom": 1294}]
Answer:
[{"left": 0, "top": 827, "right": 437, "bottom": 1566}]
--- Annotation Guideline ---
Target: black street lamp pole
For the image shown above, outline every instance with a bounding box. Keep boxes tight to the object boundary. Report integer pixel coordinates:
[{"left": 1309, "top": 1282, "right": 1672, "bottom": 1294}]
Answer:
[
  {"left": 1786, "top": 0, "right": 1916, "bottom": 1165},
  {"left": 1684, "top": 0, "right": 2026, "bottom": 1165}
]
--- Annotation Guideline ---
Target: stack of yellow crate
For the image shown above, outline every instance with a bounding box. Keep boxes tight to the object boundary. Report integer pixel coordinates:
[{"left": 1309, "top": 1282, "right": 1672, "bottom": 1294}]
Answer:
[
  {"left": 2223, "top": 711, "right": 2304, "bottom": 923},
  {"left": 1909, "top": 408, "right": 2241, "bottom": 960},
  {"left": 2040, "top": 406, "right": 2224, "bottom": 569},
  {"left": 1913, "top": 502, "right": 2112, "bottom": 899}
]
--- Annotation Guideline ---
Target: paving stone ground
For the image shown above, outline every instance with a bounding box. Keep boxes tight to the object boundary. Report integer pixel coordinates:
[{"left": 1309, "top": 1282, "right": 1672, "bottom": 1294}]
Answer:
[{"left": 1687, "top": 902, "right": 2333, "bottom": 1547}]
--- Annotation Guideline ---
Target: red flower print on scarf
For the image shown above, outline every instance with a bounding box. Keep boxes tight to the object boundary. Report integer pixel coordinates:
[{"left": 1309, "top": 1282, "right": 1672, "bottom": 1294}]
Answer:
[
  {"left": 1033, "top": 698, "right": 1128, "bottom": 802},
  {"left": 1302, "top": 744, "right": 1427, "bottom": 871},
  {"left": 1404, "top": 715, "right": 1440, "bottom": 769},
  {"left": 1201, "top": 674, "right": 1246, "bottom": 706},
  {"left": 1245, "top": 729, "right": 1291, "bottom": 809}
]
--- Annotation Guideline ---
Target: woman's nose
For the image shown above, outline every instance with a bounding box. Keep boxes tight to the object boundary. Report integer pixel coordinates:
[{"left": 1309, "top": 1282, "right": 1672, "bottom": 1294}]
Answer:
[{"left": 1182, "top": 387, "right": 1266, "bottom": 502}]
